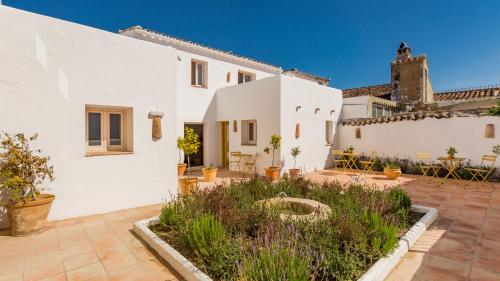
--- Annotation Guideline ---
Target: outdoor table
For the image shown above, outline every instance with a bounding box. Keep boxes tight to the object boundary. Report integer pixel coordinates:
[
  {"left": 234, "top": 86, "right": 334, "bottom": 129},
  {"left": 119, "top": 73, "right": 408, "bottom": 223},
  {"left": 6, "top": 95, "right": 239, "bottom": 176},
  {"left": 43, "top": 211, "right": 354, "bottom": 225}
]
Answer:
[
  {"left": 342, "top": 152, "right": 361, "bottom": 170},
  {"left": 437, "top": 157, "right": 465, "bottom": 181}
]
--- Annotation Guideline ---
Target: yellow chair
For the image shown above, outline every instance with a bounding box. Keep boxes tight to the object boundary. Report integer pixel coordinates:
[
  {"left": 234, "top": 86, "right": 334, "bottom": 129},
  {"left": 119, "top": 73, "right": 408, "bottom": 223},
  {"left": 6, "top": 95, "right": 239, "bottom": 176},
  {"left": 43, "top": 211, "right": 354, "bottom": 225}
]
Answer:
[
  {"left": 465, "top": 155, "right": 497, "bottom": 182},
  {"left": 359, "top": 151, "right": 377, "bottom": 173},
  {"left": 241, "top": 154, "right": 256, "bottom": 175},
  {"left": 332, "top": 150, "right": 347, "bottom": 169},
  {"left": 416, "top": 152, "right": 441, "bottom": 178},
  {"left": 228, "top": 151, "right": 242, "bottom": 175}
]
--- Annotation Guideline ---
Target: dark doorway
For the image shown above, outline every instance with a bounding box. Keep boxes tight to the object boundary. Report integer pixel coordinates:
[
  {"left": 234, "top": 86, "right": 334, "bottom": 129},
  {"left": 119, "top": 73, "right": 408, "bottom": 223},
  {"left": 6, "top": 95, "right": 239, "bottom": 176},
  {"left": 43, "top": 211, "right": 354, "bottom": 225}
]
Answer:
[{"left": 184, "top": 123, "right": 204, "bottom": 167}]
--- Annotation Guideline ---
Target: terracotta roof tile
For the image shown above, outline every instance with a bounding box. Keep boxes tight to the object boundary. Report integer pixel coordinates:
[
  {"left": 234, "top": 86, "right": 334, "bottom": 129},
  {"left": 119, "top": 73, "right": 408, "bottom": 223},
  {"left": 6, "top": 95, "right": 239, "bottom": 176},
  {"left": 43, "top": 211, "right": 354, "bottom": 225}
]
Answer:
[
  {"left": 434, "top": 86, "right": 500, "bottom": 101},
  {"left": 342, "top": 84, "right": 392, "bottom": 98}
]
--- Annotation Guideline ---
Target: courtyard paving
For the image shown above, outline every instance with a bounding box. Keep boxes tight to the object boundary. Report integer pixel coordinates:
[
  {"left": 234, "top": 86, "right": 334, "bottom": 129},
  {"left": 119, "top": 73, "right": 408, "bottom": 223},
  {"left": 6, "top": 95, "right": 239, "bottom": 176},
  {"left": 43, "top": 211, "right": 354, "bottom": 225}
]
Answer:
[{"left": 1, "top": 170, "right": 498, "bottom": 281}]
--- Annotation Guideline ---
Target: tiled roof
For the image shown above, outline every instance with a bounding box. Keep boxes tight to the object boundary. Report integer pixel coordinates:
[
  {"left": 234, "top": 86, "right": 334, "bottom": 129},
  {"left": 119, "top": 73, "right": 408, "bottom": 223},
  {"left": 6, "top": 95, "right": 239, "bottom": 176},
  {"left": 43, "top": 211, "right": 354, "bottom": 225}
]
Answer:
[
  {"left": 119, "top": 26, "right": 282, "bottom": 72},
  {"left": 434, "top": 86, "right": 500, "bottom": 101},
  {"left": 340, "top": 109, "right": 486, "bottom": 126},
  {"left": 283, "top": 68, "right": 330, "bottom": 84},
  {"left": 342, "top": 84, "right": 392, "bottom": 98}
]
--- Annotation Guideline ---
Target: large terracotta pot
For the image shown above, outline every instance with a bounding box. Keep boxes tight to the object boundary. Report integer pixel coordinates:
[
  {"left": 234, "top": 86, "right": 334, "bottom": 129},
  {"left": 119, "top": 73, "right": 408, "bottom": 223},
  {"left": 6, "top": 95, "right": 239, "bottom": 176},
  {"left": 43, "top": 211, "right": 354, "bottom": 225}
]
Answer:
[
  {"left": 202, "top": 168, "right": 218, "bottom": 182},
  {"left": 7, "top": 194, "right": 55, "bottom": 237},
  {"left": 264, "top": 167, "right": 280, "bottom": 181},
  {"left": 179, "top": 178, "right": 198, "bottom": 196},
  {"left": 447, "top": 154, "right": 455, "bottom": 160},
  {"left": 384, "top": 168, "right": 402, "bottom": 180},
  {"left": 177, "top": 163, "right": 187, "bottom": 176},
  {"left": 288, "top": 168, "right": 301, "bottom": 179}
]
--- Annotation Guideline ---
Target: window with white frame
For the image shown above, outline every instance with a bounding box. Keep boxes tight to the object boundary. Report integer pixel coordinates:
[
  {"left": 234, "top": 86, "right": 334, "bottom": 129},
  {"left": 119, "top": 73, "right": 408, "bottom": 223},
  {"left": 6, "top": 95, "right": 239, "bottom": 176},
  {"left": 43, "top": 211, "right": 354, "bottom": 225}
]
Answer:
[
  {"left": 241, "top": 120, "right": 257, "bottom": 145},
  {"left": 325, "top": 120, "right": 334, "bottom": 145},
  {"left": 191, "top": 60, "right": 207, "bottom": 87},
  {"left": 238, "top": 71, "right": 255, "bottom": 84},
  {"left": 85, "top": 105, "right": 132, "bottom": 155},
  {"left": 372, "top": 105, "right": 392, "bottom": 118}
]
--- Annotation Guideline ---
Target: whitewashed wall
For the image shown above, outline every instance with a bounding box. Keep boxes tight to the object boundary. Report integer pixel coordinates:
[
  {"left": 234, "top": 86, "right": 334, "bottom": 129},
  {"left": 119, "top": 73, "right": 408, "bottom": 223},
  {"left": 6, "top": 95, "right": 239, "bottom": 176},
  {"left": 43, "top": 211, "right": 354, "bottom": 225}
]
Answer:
[
  {"left": 335, "top": 116, "right": 500, "bottom": 167},
  {"left": 341, "top": 96, "right": 370, "bottom": 119},
  {"left": 0, "top": 6, "right": 178, "bottom": 228},
  {"left": 280, "top": 75, "right": 342, "bottom": 173},
  {"left": 215, "top": 76, "right": 281, "bottom": 173}
]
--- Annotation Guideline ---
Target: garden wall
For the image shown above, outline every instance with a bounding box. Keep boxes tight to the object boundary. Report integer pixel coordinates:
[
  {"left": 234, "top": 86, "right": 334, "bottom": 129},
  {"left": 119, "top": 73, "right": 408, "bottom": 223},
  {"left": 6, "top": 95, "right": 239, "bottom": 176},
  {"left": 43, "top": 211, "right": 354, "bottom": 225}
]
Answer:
[
  {"left": 335, "top": 115, "right": 499, "bottom": 168},
  {"left": 0, "top": 6, "right": 178, "bottom": 228}
]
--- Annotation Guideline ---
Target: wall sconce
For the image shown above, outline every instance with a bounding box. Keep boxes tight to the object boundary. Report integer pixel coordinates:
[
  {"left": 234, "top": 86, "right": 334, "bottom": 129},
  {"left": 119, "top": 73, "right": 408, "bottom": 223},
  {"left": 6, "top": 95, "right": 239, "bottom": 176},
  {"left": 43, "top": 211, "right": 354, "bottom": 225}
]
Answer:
[
  {"left": 296, "top": 106, "right": 301, "bottom": 112},
  {"left": 355, "top": 128, "right": 361, "bottom": 139},
  {"left": 485, "top": 124, "right": 494, "bottom": 138},
  {"left": 330, "top": 109, "right": 335, "bottom": 115},
  {"left": 295, "top": 123, "right": 301, "bottom": 139},
  {"left": 148, "top": 111, "right": 164, "bottom": 141},
  {"left": 226, "top": 72, "right": 231, "bottom": 82},
  {"left": 233, "top": 120, "right": 238, "bottom": 132},
  {"left": 315, "top": 108, "right": 320, "bottom": 114}
]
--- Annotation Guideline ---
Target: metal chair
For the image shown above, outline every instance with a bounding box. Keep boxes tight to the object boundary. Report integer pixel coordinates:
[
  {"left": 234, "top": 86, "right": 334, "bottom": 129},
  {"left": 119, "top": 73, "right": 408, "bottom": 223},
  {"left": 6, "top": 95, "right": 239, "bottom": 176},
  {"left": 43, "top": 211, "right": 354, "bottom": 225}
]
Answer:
[
  {"left": 465, "top": 155, "right": 497, "bottom": 182},
  {"left": 241, "top": 154, "right": 256, "bottom": 175},
  {"left": 332, "top": 150, "right": 347, "bottom": 169},
  {"left": 416, "top": 152, "right": 441, "bottom": 178},
  {"left": 228, "top": 151, "right": 242, "bottom": 175},
  {"left": 359, "top": 151, "right": 377, "bottom": 173}
]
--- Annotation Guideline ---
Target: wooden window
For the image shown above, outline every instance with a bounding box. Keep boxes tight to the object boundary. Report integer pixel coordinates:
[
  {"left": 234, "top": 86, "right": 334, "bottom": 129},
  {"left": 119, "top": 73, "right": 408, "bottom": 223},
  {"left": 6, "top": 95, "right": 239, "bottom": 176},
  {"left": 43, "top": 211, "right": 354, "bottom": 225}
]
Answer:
[
  {"left": 241, "top": 120, "right": 257, "bottom": 145},
  {"left": 238, "top": 71, "right": 255, "bottom": 84},
  {"left": 325, "top": 120, "right": 333, "bottom": 145},
  {"left": 191, "top": 60, "right": 207, "bottom": 87},
  {"left": 85, "top": 105, "right": 132, "bottom": 156}
]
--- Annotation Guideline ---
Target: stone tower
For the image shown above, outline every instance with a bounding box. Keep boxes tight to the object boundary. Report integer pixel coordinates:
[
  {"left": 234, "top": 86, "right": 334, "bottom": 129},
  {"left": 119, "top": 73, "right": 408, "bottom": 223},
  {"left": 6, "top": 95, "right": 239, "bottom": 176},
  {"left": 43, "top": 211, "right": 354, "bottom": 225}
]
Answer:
[{"left": 391, "top": 42, "right": 434, "bottom": 111}]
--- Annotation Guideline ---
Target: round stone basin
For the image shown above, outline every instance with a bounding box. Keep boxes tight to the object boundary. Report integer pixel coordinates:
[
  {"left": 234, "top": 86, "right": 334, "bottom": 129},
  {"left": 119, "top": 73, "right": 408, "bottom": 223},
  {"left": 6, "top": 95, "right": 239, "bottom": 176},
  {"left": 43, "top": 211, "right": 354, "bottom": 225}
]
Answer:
[{"left": 257, "top": 197, "right": 332, "bottom": 222}]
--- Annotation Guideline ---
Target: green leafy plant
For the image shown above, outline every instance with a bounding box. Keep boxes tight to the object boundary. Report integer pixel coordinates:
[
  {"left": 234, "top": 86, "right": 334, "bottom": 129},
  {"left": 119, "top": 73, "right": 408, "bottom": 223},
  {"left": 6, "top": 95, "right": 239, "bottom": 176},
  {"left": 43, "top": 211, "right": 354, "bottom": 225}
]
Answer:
[
  {"left": 205, "top": 163, "right": 217, "bottom": 170},
  {"left": 185, "top": 213, "right": 226, "bottom": 257},
  {"left": 346, "top": 145, "right": 354, "bottom": 152},
  {"left": 384, "top": 161, "right": 400, "bottom": 169},
  {"left": 0, "top": 133, "right": 55, "bottom": 204},
  {"left": 446, "top": 146, "right": 457, "bottom": 158},
  {"left": 178, "top": 127, "right": 200, "bottom": 178},
  {"left": 263, "top": 135, "right": 281, "bottom": 168},
  {"left": 493, "top": 145, "right": 500, "bottom": 156},
  {"left": 486, "top": 101, "right": 500, "bottom": 116},
  {"left": 290, "top": 146, "right": 301, "bottom": 169},
  {"left": 388, "top": 188, "right": 412, "bottom": 226},
  {"left": 177, "top": 137, "right": 184, "bottom": 164}
]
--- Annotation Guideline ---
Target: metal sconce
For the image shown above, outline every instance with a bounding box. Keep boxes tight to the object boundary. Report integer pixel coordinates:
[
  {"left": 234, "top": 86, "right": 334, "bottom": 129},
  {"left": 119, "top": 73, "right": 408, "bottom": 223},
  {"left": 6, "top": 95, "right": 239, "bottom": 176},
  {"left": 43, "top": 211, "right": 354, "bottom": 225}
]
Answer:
[
  {"left": 330, "top": 109, "right": 335, "bottom": 115},
  {"left": 226, "top": 72, "right": 231, "bottom": 82},
  {"left": 355, "top": 128, "right": 361, "bottom": 139},
  {"left": 315, "top": 108, "right": 320, "bottom": 114},
  {"left": 295, "top": 123, "right": 301, "bottom": 139},
  {"left": 233, "top": 120, "right": 238, "bottom": 132},
  {"left": 148, "top": 111, "right": 164, "bottom": 141},
  {"left": 485, "top": 124, "right": 494, "bottom": 138},
  {"left": 296, "top": 106, "right": 301, "bottom": 112}
]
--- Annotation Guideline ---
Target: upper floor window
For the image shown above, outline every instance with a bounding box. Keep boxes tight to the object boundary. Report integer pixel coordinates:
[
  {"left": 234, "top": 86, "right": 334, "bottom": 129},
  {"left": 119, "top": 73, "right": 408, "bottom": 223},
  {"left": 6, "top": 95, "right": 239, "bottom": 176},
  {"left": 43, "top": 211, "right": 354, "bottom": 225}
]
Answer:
[
  {"left": 191, "top": 60, "right": 207, "bottom": 87},
  {"left": 85, "top": 105, "right": 133, "bottom": 156},
  {"left": 372, "top": 105, "right": 392, "bottom": 118},
  {"left": 238, "top": 71, "right": 255, "bottom": 84}
]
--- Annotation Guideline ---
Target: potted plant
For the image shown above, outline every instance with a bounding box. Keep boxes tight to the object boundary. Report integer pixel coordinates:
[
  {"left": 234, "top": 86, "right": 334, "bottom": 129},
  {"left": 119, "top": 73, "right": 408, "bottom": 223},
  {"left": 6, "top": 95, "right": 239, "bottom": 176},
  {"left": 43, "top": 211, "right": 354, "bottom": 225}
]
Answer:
[
  {"left": 177, "top": 137, "right": 187, "bottom": 176},
  {"left": 202, "top": 164, "right": 218, "bottom": 182},
  {"left": 263, "top": 135, "right": 281, "bottom": 181},
  {"left": 289, "top": 146, "right": 301, "bottom": 179},
  {"left": 0, "top": 133, "right": 55, "bottom": 236},
  {"left": 383, "top": 161, "right": 401, "bottom": 180},
  {"left": 447, "top": 146, "right": 457, "bottom": 159},
  {"left": 492, "top": 145, "right": 500, "bottom": 156},
  {"left": 178, "top": 127, "right": 200, "bottom": 196},
  {"left": 346, "top": 145, "right": 354, "bottom": 153}
]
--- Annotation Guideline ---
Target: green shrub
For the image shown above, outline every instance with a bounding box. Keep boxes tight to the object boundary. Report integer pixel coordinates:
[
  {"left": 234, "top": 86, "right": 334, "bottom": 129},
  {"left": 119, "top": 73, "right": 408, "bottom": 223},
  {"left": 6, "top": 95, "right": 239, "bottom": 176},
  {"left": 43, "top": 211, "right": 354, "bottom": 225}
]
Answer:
[{"left": 185, "top": 213, "right": 226, "bottom": 256}]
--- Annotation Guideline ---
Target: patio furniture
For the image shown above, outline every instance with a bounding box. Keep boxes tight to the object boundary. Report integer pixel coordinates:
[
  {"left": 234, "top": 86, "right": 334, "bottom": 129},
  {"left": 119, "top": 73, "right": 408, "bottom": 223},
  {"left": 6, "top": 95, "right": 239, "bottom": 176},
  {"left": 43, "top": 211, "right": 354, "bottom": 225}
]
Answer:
[
  {"left": 437, "top": 156, "right": 465, "bottom": 181},
  {"left": 342, "top": 151, "right": 361, "bottom": 170},
  {"left": 416, "top": 152, "right": 441, "bottom": 178},
  {"left": 228, "top": 151, "right": 242, "bottom": 175},
  {"left": 241, "top": 153, "right": 256, "bottom": 175},
  {"left": 332, "top": 150, "right": 347, "bottom": 169},
  {"left": 359, "top": 151, "right": 377, "bottom": 173},
  {"left": 464, "top": 155, "right": 497, "bottom": 182}
]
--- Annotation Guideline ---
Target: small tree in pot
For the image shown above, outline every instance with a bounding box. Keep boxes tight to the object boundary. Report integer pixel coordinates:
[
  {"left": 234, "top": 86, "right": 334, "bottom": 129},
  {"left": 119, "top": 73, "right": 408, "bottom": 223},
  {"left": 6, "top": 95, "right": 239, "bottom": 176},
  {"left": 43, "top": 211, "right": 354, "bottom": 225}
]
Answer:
[
  {"left": 384, "top": 161, "right": 401, "bottom": 180},
  {"left": 0, "top": 133, "right": 55, "bottom": 236},
  {"left": 178, "top": 127, "right": 200, "bottom": 195},
  {"left": 263, "top": 135, "right": 281, "bottom": 181},
  {"left": 289, "top": 146, "right": 301, "bottom": 179},
  {"left": 177, "top": 137, "right": 187, "bottom": 176},
  {"left": 447, "top": 147, "right": 457, "bottom": 159}
]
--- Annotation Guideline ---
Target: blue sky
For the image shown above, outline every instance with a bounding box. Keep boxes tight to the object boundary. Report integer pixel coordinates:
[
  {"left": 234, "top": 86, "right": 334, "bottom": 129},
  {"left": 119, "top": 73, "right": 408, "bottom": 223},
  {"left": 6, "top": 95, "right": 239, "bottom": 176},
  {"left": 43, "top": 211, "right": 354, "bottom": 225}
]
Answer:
[{"left": 4, "top": 0, "right": 500, "bottom": 90}]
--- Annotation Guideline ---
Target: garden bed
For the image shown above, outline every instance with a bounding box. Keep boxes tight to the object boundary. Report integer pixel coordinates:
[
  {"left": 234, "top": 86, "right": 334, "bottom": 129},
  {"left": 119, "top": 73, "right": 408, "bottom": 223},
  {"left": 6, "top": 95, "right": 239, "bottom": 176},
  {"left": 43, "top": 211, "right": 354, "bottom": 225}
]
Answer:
[{"left": 134, "top": 177, "right": 437, "bottom": 281}]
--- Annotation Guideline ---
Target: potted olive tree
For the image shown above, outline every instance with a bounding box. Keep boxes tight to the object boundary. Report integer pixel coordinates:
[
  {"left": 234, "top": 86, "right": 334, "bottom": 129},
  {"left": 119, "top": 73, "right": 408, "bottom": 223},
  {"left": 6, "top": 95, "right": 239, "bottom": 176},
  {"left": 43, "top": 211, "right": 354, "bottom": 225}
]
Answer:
[
  {"left": 289, "top": 146, "right": 301, "bottom": 179},
  {"left": 178, "top": 127, "right": 200, "bottom": 195},
  {"left": 0, "top": 133, "right": 55, "bottom": 236},
  {"left": 383, "top": 161, "right": 401, "bottom": 180},
  {"left": 263, "top": 134, "right": 281, "bottom": 181},
  {"left": 202, "top": 163, "right": 218, "bottom": 182},
  {"left": 177, "top": 137, "right": 187, "bottom": 176},
  {"left": 447, "top": 147, "right": 457, "bottom": 159}
]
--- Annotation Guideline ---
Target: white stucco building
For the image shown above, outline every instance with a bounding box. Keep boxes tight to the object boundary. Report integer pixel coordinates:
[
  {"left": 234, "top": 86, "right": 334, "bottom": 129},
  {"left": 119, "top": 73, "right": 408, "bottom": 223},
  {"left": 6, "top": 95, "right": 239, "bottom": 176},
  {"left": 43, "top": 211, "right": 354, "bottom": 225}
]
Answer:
[{"left": 0, "top": 6, "right": 342, "bottom": 227}]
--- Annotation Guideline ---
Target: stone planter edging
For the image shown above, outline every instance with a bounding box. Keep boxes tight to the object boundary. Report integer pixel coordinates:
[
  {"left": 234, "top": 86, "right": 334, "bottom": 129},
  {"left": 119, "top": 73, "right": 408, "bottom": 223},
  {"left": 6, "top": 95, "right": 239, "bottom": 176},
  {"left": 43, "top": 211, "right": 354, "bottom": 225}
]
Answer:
[
  {"left": 357, "top": 204, "right": 438, "bottom": 281},
  {"left": 134, "top": 204, "right": 437, "bottom": 281}
]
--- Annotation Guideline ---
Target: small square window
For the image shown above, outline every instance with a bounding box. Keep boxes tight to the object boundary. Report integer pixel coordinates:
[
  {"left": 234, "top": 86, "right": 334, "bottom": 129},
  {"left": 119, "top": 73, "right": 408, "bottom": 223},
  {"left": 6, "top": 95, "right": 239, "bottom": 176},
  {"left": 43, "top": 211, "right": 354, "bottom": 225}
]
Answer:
[
  {"left": 241, "top": 120, "right": 257, "bottom": 145},
  {"left": 191, "top": 60, "right": 207, "bottom": 87}
]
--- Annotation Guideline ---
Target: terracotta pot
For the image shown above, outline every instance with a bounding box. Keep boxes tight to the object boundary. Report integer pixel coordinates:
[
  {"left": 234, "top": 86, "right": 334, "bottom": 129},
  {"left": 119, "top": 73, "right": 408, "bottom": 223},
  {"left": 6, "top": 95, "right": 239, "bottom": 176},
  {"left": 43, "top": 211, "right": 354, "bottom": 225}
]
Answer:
[
  {"left": 177, "top": 163, "right": 187, "bottom": 176},
  {"left": 384, "top": 168, "right": 402, "bottom": 180},
  {"left": 289, "top": 168, "right": 301, "bottom": 179},
  {"left": 448, "top": 154, "right": 455, "bottom": 159},
  {"left": 179, "top": 178, "right": 198, "bottom": 196},
  {"left": 7, "top": 194, "right": 55, "bottom": 237},
  {"left": 264, "top": 167, "right": 280, "bottom": 181},
  {"left": 202, "top": 168, "right": 218, "bottom": 182}
]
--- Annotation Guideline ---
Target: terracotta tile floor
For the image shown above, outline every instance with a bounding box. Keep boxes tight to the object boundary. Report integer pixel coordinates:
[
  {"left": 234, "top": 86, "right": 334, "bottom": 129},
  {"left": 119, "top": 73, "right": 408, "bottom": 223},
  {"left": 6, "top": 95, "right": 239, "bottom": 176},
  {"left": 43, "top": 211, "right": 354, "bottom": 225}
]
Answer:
[
  {"left": 0, "top": 204, "right": 182, "bottom": 281},
  {"left": 1, "top": 170, "right": 498, "bottom": 281}
]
